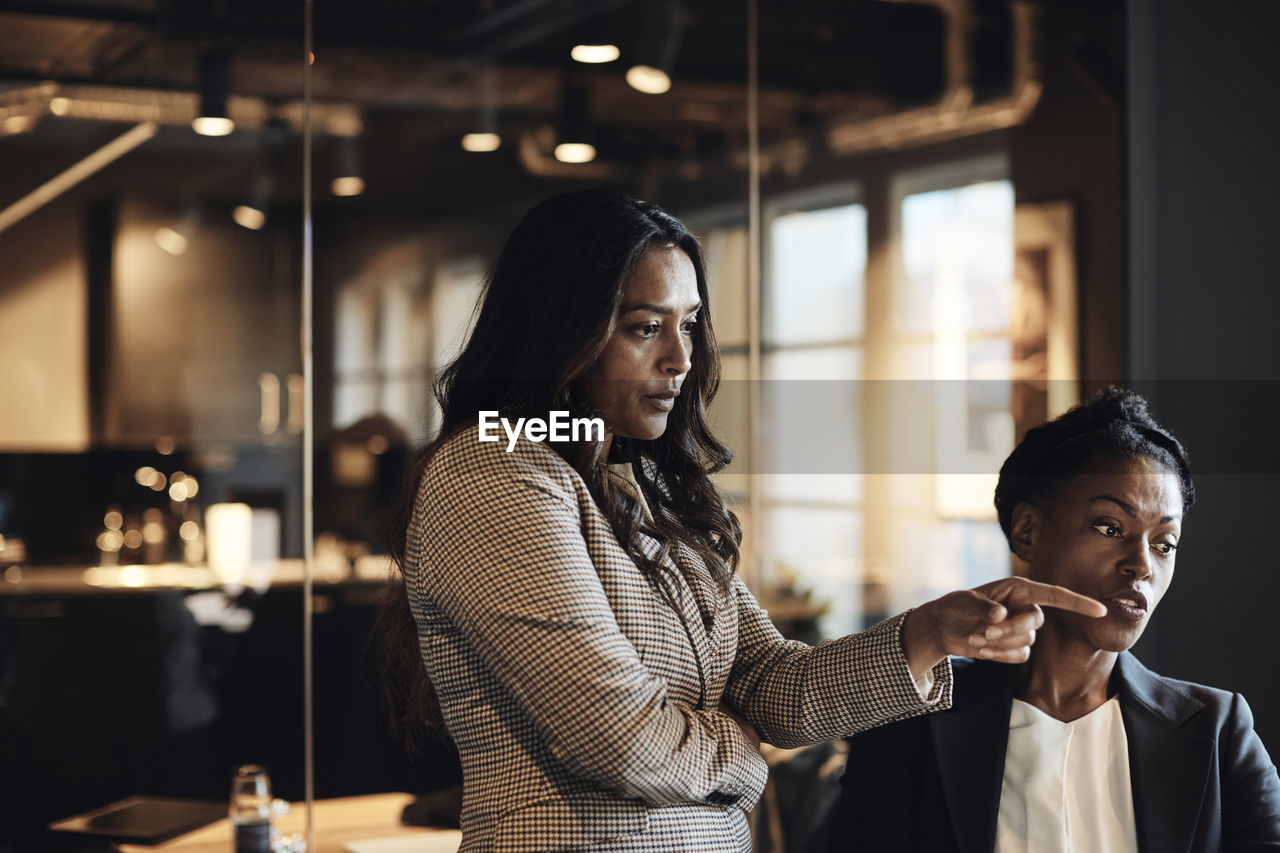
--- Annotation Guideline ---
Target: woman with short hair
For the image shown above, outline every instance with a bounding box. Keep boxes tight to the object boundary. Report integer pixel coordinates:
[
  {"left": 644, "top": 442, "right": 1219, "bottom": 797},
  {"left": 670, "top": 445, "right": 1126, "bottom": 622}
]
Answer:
[{"left": 834, "top": 387, "right": 1280, "bottom": 852}]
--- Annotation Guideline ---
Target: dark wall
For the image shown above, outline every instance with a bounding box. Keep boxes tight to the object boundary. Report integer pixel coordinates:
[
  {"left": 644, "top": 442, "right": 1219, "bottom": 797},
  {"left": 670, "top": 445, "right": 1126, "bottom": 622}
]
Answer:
[
  {"left": 1126, "top": 0, "right": 1280, "bottom": 750},
  {"left": 1009, "top": 0, "right": 1126, "bottom": 385}
]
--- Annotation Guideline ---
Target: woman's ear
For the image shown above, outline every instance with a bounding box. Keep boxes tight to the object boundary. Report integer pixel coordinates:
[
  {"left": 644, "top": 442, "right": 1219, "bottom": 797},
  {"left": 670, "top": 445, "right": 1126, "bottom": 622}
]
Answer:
[{"left": 1009, "top": 501, "right": 1039, "bottom": 562}]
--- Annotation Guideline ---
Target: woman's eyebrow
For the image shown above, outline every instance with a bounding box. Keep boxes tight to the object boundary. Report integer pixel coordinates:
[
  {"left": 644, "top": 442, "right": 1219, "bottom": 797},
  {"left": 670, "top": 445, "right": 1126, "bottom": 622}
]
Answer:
[
  {"left": 1089, "top": 494, "right": 1180, "bottom": 524},
  {"left": 1089, "top": 494, "right": 1137, "bottom": 516},
  {"left": 620, "top": 301, "right": 702, "bottom": 315}
]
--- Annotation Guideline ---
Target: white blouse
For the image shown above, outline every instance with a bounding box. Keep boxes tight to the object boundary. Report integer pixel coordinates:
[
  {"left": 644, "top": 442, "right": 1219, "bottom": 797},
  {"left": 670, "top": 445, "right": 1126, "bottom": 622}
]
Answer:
[{"left": 995, "top": 696, "right": 1139, "bottom": 853}]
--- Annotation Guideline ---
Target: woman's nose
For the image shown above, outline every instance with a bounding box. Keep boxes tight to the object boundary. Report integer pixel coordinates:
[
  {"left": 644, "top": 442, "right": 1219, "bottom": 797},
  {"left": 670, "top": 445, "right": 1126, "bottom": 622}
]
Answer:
[
  {"left": 661, "top": 330, "right": 692, "bottom": 376},
  {"left": 1120, "top": 538, "right": 1154, "bottom": 579}
]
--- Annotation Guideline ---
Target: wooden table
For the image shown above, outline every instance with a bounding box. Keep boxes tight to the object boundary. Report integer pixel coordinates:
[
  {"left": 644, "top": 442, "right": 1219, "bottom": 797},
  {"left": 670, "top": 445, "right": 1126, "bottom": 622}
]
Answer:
[{"left": 119, "top": 793, "right": 461, "bottom": 853}]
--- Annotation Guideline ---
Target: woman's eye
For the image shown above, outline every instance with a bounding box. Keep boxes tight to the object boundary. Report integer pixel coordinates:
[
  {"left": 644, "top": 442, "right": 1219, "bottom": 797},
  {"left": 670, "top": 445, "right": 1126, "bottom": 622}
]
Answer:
[
  {"left": 681, "top": 318, "right": 698, "bottom": 334},
  {"left": 632, "top": 322, "right": 660, "bottom": 338},
  {"left": 1153, "top": 541, "right": 1179, "bottom": 556},
  {"left": 1092, "top": 521, "right": 1122, "bottom": 538}
]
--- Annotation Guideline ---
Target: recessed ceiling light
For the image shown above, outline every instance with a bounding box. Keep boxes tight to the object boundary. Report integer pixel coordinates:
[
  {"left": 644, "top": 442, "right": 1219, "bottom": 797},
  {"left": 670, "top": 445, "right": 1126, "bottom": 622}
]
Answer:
[
  {"left": 191, "top": 116, "right": 235, "bottom": 137},
  {"left": 461, "top": 132, "right": 501, "bottom": 152},
  {"left": 232, "top": 205, "right": 266, "bottom": 230},
  {"left": 571, "top": 44, "right": 620, "bottom": 64},
  {"left": 331, "top": 176, "right": 366, "bottom": 197},
  {"left": 625, "top": 65, "right": 671, "bottom": 95},
  {"left": 554, "top": 143, "right": 597, "bottom": 164}
]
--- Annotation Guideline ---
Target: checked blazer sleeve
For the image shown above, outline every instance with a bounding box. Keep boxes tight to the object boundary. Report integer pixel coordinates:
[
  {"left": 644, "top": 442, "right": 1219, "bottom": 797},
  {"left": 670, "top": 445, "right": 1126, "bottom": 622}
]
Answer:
[
  {"left": 723, "top": 577, "right": 953, "bottom": 748},
  {"left": 408, "top": 435, "right": 769, "bottom": 810}
]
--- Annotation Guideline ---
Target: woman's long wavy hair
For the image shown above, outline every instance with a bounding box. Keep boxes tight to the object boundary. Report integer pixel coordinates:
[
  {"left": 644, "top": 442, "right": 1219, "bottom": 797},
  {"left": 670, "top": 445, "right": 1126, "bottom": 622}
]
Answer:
[{"left": 378, "top": 188, "right": 741, "bottom": 749}]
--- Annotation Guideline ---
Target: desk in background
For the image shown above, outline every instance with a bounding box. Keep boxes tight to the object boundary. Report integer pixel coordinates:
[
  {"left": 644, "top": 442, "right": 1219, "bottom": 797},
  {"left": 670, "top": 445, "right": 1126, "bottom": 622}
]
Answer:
[{"left": 118, "top": 793, "right": 460, "bottom": 853}]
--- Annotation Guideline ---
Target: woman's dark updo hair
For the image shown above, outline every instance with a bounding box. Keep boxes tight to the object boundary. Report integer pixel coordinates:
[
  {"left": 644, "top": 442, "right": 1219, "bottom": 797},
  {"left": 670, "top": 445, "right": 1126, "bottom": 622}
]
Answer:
[{"left": 994, "top": 387, "right": 1195, "bottom": 550}]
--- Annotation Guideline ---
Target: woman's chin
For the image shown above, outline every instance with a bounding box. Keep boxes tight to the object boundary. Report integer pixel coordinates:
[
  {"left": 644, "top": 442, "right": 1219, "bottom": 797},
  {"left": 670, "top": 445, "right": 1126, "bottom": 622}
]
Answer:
[
  {"left": 1089, "top": 622, "right": 1147, "bottom": 654},
  {"left": 617, "top": 414, "right": 670, "bottom": 442}
]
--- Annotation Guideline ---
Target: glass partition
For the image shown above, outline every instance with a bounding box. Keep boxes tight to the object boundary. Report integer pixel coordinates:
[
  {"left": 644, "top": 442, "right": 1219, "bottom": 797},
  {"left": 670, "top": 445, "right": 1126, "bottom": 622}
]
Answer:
[
  {"left": 0, "top": 7, "right": 310, "bottom": 845},
  {"left": 306, "top": 0, "right": 769, "bottom": 808},
  {"left": 0, "top": 0, "right": 1120, "bottom": 846},
  {"left": 305, "top": 0, "right": 1084, "bottom": 806}
]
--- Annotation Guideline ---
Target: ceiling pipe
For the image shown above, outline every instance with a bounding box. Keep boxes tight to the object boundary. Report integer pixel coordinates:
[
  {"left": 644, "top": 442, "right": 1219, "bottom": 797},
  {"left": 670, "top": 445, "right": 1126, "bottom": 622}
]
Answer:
[
  {"left": 0, "top": 81, "right": 363, "bottom": 137},
  {"left": 0, "top": 1, "right": 1042, "bottom": 180},
  {"left": 0, "top": 121, "right": 156, "bottom": 234},
  {"left": 825, "top": 0, "right": 1041, "bottom": 156}
]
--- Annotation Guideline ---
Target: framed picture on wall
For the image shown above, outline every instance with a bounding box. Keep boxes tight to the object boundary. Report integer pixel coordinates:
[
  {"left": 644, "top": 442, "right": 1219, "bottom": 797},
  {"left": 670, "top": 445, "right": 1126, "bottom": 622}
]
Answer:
[{"left": 1011, "top": 199, "right": 1079, "bottom": 434}]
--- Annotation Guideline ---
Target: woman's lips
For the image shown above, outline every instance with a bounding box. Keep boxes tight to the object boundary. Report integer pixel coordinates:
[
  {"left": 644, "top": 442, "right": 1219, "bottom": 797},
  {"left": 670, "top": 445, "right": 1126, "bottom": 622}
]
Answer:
[
  {"left": 645, "top": 392, "right": 678, "bottom": 412},
  {"left": 1103, "top": 591, "right": 1149, "bottom": 622}
]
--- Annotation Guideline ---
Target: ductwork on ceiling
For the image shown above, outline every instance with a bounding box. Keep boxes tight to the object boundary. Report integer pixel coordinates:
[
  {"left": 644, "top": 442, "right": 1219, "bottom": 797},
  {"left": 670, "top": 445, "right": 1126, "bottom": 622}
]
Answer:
[
  {"left": 736, "top": 0, "right": 1041, "bottom": 178},
  {"left": 0, "top": 80, "right": 363, "bottom": 137},
  {"left": 825, "top": 0, "right": 1041, "bottom": 157},
  {"left": 0, "top": 0, "right": 1044, "bottom": 181}
]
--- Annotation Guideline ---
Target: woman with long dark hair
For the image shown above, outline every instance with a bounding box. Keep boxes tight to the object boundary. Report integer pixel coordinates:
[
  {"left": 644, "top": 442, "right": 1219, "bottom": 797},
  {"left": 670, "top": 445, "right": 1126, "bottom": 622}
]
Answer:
[{"left": 381, "top": 188, "right": 1103, "bottom": 852}]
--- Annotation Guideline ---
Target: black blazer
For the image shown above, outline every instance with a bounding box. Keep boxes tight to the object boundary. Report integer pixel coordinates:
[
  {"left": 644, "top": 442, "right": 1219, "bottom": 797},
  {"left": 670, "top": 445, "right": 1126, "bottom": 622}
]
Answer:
[{"left": 834, "top": 653, "right": 1280, "bottom": 852}]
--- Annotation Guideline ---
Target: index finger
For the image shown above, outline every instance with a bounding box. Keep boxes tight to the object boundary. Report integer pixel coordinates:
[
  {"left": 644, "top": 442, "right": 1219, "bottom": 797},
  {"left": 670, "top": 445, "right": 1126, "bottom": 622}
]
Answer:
[{"left": 1013, "top": 580, "right": 1107, "bottom": 618}]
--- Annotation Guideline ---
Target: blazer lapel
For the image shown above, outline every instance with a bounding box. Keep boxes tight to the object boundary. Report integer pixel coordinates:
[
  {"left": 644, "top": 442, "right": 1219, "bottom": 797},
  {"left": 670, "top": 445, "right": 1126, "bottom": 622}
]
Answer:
[
  {"left": 667, "top": 541, "right": 724, "bottom": 659},
  {"left": 931, "top": 661, "right": 1016, "bottom": 853},
  {"left": 634, "top": 531, "right": 721, "bottom": 701},
  {"left": 606, "top": 466, "right": 718, "bottom": 655},
  {"left": 1116, "top": 652, "right": 1214, "bottom": 853}
]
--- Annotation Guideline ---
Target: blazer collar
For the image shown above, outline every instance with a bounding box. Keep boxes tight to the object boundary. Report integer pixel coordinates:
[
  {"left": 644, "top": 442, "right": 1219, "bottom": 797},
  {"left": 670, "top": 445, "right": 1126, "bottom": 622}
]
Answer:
[
  {"left": 931, "top": 660, "right": 1017, "bottom": 853},
  {"left": 1113, "top": 651, "right": 1205, "bottom": 724},
  {"left": 931, "top": 654, "right": 1214, "bottom": 853},
  {"left": 1115, "top": 652, "right": 1215, "bottom": 853}
]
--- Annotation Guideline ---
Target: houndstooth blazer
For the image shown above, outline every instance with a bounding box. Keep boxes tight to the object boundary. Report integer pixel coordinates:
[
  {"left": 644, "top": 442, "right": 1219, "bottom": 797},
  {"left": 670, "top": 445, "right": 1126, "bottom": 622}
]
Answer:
[{"left": 403, "top": 425, "right": 953, "bottom": 852}]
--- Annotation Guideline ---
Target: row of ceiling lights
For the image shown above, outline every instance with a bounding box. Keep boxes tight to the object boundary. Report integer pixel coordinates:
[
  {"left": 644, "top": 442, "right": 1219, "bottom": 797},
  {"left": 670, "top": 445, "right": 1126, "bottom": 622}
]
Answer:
[
  {"left": 154, "top": 145, "right": 360, "bottom": 246},
  {"left": 462, "top": 19, "right": 683, "bottom": 164},
  {"left": 5, "top": 11, "right": 680, "bottom": 241},
  {"left": 187, "top": 14, "right": 682, "bottom": 224},
  {"left": 194, "top": 34, "right": 676, "bottom": 168},
  {"left": 185, "top": 51, "right": 363, "bottom": 232}
]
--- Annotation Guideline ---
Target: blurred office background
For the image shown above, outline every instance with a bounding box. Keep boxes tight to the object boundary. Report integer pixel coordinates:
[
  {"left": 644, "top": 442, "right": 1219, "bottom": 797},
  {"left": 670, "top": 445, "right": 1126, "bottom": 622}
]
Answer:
[{"left": 0, "top": 0, "right": 1277, "bottom": 848}]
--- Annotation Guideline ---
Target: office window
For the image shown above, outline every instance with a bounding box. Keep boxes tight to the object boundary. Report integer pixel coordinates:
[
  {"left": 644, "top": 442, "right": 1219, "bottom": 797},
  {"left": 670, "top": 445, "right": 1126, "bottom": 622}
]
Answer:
[
  {"left": 697, "top": 158, "right": 1020, "bottom": 638},
  {"left": 879, "top": 172, "right": 1017, "bottom": 618},
  {"left": 761, "top": 196, "right": 868, "bottom": 637},
  {"left": 332, "top": 255, "right": 483, "bottom": 442}
]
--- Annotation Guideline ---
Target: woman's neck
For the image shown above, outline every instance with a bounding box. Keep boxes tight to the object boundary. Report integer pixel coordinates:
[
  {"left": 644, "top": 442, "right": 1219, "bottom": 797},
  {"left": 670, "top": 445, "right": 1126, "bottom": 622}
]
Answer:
[{"left": 1015, "top": 624, "right": 1118, "bottom": 723}]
